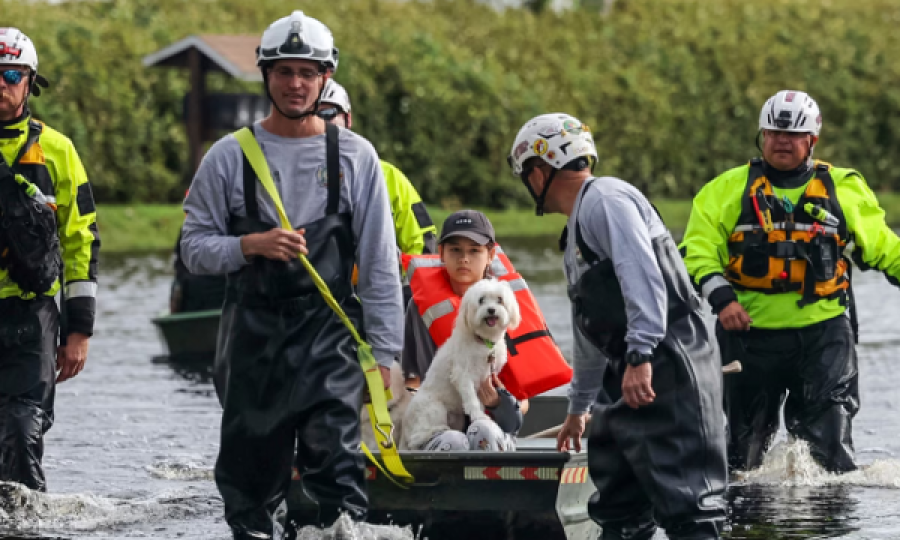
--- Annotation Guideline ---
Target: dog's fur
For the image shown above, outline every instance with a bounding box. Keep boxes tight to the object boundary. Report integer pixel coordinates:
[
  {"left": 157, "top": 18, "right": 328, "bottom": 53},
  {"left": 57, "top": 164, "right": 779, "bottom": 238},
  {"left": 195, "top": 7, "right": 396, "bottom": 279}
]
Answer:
[
  {"left": 400, "top": 279, "right": 521, "bottom": 450},
  {"left": 359, "top": 361, "right": 412, "bottom": 450}
]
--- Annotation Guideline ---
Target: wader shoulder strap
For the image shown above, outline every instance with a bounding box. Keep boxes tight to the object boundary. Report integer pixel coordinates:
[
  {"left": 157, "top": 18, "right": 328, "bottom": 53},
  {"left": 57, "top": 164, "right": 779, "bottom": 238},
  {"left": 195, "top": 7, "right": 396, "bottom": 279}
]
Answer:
[
  {"left": 573, "top": 179, "right": 666, "bottom": 264},
  {"left": 232, "top": 127, "right": 414, "bottom": 486},
  {"left": 573, "top": 179, "right": 600, "bottom": 266},
  {"left": 240, "top": 124, "right": 341, "bottom": 219},
  {"left": 325, "top": 122, "right": 340, "bottom": 215},
  {"left": 574, "top": 222, "right": 598, "bottom": 266},
  {"left": 241, "top": 127, "right": 260, "bottom": 221}
]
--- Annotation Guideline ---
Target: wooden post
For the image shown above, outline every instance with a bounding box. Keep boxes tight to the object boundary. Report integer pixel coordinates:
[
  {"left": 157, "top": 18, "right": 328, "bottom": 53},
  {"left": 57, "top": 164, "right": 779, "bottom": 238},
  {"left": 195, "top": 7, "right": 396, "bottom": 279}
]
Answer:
[{"left": 187, "top": 47, "right": 206, "bottom": 177}]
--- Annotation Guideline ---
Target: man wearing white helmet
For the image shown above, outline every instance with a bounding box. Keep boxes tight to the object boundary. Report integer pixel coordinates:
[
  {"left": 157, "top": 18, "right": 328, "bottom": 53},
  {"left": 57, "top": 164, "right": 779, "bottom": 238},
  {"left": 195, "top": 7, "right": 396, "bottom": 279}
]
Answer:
[
  {"left": 682, "top": 90, "right": 900, "bottom": 473},
  {"left": 0, "top": 28, "right": 99, "bottom": 491},
  {"left": 508, "top": 113, "right": 727, "bottom": 539},
  {"left": 318, "top": 80, "right": 437, "bottom": 282},
  {"left": 180, "top": 12, "right": 403, "bottom": 539}
]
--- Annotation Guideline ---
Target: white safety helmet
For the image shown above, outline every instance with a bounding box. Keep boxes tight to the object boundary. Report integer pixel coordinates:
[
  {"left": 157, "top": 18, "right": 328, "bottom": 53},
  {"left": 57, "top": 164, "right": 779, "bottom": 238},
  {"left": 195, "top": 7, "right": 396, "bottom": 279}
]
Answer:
[
  {"left": 0, "top": 28, "right": 48, "bottom": 97},
  {"left": 256, "top": 11, "right": 338, "bottom": 72},
  {"left": 320, "top": 79, "right": 351, "bottom": 113},
  {"left": 507, "top": 113, "right": 597, "bottom": 176},
  {"left": 0, "top": 28, "right": 38, "bottom": 72},
  {"left": 759, "top": 90, "right": 822, "bottom": 136}
]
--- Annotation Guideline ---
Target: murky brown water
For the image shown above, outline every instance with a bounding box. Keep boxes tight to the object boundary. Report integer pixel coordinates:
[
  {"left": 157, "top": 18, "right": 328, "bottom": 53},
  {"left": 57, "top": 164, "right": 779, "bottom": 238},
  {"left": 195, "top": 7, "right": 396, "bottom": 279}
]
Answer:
[{"left": 1, "top": 236, "right": 900, "bottom": 539}]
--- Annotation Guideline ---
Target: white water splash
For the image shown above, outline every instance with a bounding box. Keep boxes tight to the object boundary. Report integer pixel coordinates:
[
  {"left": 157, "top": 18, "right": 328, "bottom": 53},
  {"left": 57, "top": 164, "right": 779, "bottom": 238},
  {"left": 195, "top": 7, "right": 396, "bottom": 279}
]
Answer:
[
  {"left": 0, "top": 481, "right": 217, "bottom": 534},
  {"left": 738, "top": 439, "right": 900, "bottom": 488},
  {"left": 146, "top": 458, "right": 214, "bottom": 481},
  {"left": 295, "top": 513, "right": 419, "bottom": 540}
]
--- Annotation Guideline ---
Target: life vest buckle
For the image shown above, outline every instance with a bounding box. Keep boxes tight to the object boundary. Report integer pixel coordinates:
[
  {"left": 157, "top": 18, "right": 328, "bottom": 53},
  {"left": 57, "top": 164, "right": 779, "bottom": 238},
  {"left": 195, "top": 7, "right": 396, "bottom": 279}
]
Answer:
[
  {"left": 809, "top": 222, "right": 825, "bottom": 239},
  {"left": 771, "top": 278, "right": 793, "bottom": 292},
  {"left": 772, "top": 241, "right": 799, "bottom": 260}
]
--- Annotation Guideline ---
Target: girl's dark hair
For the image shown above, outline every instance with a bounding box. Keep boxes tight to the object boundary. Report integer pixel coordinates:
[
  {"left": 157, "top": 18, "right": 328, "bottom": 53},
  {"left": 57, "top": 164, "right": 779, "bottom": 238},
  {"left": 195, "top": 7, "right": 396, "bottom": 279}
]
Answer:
[{"left": 483, "top": 242, "right": 496, "bottom": 279}]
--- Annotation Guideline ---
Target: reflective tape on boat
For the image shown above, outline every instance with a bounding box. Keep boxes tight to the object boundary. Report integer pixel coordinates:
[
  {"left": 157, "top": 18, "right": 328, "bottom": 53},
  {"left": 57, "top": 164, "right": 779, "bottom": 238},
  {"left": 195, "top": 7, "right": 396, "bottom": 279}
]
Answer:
[
  {"left": 559, "top": 466, "right": 588, "bottom": 484},
  {"left": 463, "top": 466, "right": 559, "bottom": 480}
]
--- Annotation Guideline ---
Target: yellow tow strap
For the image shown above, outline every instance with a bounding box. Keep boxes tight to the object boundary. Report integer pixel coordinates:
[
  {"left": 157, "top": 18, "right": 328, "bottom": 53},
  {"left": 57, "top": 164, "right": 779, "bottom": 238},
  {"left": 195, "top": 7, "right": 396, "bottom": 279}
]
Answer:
[{"left": 234, "top": 128, "right": 414, "bottom": 488}]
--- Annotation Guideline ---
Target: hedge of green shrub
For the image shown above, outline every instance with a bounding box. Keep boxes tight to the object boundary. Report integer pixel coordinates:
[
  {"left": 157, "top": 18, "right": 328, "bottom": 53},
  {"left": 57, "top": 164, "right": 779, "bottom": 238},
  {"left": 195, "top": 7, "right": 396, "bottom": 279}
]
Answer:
[{"left": 7, "top": 0, "right": 900, "bottom": 206}]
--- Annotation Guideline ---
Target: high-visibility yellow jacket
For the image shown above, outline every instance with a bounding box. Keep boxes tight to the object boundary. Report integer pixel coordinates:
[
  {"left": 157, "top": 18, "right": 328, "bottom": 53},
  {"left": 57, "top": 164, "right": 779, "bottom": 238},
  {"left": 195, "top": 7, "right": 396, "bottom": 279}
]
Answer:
[
  {"left": 381, "top": 160, "right": 436, "bottom": 257},
  {"left": 0, "top": 115, "right": 99, "bottom": 336},
  {"left": 681, "top": 159, "right": 900, "bottom": 329}
]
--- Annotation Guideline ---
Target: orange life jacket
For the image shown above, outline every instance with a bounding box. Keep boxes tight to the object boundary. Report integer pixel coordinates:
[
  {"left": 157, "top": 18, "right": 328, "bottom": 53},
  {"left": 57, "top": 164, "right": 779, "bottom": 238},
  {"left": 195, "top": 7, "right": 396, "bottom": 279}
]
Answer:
[{"left": 404, "top": 246, "right": 572, "bottom": 400}]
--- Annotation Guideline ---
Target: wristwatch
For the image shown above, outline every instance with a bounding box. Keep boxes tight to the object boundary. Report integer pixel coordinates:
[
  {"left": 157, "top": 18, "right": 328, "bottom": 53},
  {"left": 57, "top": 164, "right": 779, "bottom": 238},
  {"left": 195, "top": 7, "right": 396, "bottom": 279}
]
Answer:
[{"left": 625, "top": 351, "right": 652, "bottom": 367}]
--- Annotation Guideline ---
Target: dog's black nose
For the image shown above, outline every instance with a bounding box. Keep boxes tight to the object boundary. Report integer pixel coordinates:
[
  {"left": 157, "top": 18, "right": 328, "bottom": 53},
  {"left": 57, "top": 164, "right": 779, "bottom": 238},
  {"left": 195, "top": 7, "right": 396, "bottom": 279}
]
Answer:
[{"left": 487, "top": 307, "right": 496, "bottom": 315}]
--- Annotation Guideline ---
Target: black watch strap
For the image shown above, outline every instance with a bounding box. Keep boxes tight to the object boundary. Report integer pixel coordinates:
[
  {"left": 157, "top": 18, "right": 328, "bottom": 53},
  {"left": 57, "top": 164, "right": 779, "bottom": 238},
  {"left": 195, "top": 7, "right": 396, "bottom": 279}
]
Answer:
[{"left": 625, "top": 351, "right": 652, "bottom": 367}]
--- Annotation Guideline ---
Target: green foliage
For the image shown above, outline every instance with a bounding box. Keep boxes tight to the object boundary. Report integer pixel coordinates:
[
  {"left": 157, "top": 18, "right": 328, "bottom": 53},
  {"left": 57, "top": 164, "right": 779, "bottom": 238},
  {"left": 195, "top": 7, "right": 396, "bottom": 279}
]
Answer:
[{"left": 8, "top": 0, "right": 900, "bottom": 206}]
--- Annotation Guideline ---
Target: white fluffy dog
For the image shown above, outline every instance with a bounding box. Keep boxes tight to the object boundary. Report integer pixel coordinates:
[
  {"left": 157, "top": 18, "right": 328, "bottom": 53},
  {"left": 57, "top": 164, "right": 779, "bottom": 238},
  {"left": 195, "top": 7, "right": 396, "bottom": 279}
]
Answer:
[{"left": 400, "top": 279, "right": 521, "bottom": 451}]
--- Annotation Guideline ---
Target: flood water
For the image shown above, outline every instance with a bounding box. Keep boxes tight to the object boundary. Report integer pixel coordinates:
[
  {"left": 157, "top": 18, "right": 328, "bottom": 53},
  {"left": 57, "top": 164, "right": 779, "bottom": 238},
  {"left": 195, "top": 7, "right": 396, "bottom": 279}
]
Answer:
[{"left": 2, "top": 235, "right": 900, "bottom": 539}]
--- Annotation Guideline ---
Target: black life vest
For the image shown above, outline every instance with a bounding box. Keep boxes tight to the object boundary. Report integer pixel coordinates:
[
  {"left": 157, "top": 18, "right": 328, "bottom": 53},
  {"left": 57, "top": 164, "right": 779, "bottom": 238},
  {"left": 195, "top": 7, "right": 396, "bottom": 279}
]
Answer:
[{"left": 0, "top": 120, "right": 62, "bottom": 295}]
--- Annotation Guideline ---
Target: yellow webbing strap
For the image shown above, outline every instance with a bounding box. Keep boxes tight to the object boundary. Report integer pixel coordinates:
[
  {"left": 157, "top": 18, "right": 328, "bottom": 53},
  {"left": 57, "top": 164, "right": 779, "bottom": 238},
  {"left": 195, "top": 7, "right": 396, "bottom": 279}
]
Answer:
[{"left": 234, "top": 128, "right": 413, "bottom": 487}]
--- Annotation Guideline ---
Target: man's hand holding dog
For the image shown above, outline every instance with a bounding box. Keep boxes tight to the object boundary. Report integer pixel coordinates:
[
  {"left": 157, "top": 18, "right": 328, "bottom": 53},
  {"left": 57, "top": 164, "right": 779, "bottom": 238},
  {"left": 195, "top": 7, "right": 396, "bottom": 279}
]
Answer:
[
  {"left": 476, "top": 375, "right": 501, "bottom": 408},
  {"left": 557, "top": 413, "right": 588, "bottom": 453},
  {"left": 622, "top": 363, "right": 655, "bottom": 409}
]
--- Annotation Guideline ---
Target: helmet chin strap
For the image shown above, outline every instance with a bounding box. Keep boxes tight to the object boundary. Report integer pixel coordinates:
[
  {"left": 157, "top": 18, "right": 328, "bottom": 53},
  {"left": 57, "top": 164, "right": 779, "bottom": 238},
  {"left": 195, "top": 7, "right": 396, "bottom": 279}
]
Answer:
[{"left": 520, "top": 167, "right": 558, "bottom": 216}]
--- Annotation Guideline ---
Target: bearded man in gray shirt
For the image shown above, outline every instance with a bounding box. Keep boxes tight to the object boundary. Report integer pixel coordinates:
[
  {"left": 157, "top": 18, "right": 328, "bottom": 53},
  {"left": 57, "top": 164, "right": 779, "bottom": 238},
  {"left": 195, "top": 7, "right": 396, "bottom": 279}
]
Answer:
[
  {"left": 179, "top": 11, "right": 402, "bottom": 540},
  {"left": 507, "top": 113, "right": 727, "bottom": 540}
]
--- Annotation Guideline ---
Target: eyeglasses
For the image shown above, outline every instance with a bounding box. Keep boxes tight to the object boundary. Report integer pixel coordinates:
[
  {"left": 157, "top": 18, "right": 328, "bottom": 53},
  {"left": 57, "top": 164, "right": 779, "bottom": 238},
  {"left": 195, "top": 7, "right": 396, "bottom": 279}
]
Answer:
[
  {"left": 271, "top": 66, "right": 322, "bottom": 82},
  {"left": 317, "top": 107, "right": 342, "bottom": 122},
  {"left": 1, "top": 69, "right": 27, "bottom": 86},
  {"left": 764, "top": 129, "right": 810, "bottom": 140}
]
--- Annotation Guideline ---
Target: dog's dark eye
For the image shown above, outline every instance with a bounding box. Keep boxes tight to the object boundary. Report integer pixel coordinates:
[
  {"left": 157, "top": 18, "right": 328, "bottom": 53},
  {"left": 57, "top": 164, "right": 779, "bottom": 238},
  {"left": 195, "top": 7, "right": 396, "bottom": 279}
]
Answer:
[
  {"left": 497, "top": 296, "right": 504, "bottom": 304},
  {"left": 479, "top": 296, "right": 485, "bottom": 305}
]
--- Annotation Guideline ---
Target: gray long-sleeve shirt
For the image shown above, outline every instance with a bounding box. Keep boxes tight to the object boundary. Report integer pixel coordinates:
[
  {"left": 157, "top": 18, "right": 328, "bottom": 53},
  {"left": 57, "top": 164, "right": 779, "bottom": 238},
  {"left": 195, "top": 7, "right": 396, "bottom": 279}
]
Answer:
[
  {"left": 563, "top": 177, "right": 669, "bottom": 414},
  {"left": 180, "top": 122, "right": 403, "bottom": 367}
]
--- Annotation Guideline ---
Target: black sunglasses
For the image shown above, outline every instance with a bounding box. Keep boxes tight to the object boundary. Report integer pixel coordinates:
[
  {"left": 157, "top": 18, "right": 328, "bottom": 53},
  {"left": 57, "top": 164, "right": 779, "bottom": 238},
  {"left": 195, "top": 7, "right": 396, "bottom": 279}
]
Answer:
[{"left": 1, "top": 69, "right": 26, "bottom": 86}]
